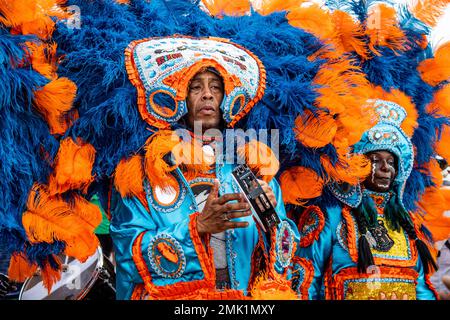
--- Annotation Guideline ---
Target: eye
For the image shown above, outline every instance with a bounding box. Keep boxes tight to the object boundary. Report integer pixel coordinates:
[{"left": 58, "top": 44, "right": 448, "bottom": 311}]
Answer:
[
  {"left": 210, "top": 84, "right": 222, "bottom": 91},
  {"left": 189, "top": 85, "right": 201, "bottom": 91}
]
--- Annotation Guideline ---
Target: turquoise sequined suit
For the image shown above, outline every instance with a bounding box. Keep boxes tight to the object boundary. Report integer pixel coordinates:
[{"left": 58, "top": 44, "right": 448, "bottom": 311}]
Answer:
[{"left": 110, "top": 163, "right": 299, "bottom": 300}]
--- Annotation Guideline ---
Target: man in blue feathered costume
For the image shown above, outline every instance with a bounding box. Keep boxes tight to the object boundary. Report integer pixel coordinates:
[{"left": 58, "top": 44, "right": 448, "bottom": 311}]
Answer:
[
  {"left": 107, "top": 35, "right": 299, "bottom": 299},
  {"left": 296, "top": 101, "right": 439, "bottom": 299}
]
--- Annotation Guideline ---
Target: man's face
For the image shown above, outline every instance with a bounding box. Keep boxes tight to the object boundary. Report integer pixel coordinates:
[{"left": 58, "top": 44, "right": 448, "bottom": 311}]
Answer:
[
  {"left": 185, "top": 70, "right": 224, "bottom": 132},
  {"left": 363, "top": 150, "right": 398, "bottom": 192}
]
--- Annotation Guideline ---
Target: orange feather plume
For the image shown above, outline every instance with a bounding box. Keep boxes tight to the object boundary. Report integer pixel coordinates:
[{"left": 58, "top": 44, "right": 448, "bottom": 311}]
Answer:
[
  {"left": 114, "top": 155, "right": 145, "bottom": 198},
  {"left": 252, "top": 0, "right": 302, "bottom": 15},
  {"left": 25, "top": 41, "right": 58, "bottom": 80},
  {"left": 22, "top": 184, "right": 101, "bottom": 262},
  {"left": 417, "top": 159, "right": 450, "bottom": 242},
  {"left": 426, "top": 84, "right": 450, "bottom": 116},
  {"left": 365, "top": 4, "right": 407, "bottom": 55},
  {"left": 419, "top": 187, "right": 450, "bottom": 242},
  {"left": 236, "top": 140, "right": 279, "bottom": 182},
  {"left": 294, "top": 109, "right": 337, "bottom": 148},
  {"left": 412, "top": 0, "right": 450, "bottom": 27},
  {"left": 286, "top": 7, "right": 368, "bottom": 61},
  {"left": 144, "top": 130, "right": 214, "bottom": 189},
  {"left": 33, "top": 77, "right": 78, "bottom": 135},
  {"left": 321, "top": 153, "right": 371, "bottom": 185},
  {"left": 23, "top": 184, "right": 83, "bottom": 244},
  {"left": 418, "top": 42, "right": 450, "bottom": 86},
  {"left": 22, "top": 184, "right": 99, "bottom": 263},
  {"left": 172, "top": 136, "right": 214, "bottom": 181},
  {"left": 8, "top": 252, "right": 38, "bottom": 283},
  {"left": 250, "top": 271, "right": 298, "bottom": 300},
  {"left": 114, "top": 154, "right": 151, "bottom": 211},
  {"left": 201, "top": 0, "right": 251, "bottom": 17},
  {"left": 313, "top": 58, "right": 369, "bottom": 115},
  {"left": 40, "top": 255, "right": 62, "bottom": 294},
  {"left": 0, "top": 0, "right": 68, "bottom": 40},
  {"left": 61, "top": 194, "right": 101, "bottom": 261},
  {"left": 48, "top": 137, "right": 96, "bottom": 195},
  {"left": 279, "top": 166, "right": 324, "bottom": 205},
  {"left": 144, "top": 130, "right": 183, "bottom": 191},
  {"left": 287, "top": 4, "right": 335, "bottom": 42},
  {"left": 435, "top": 125, "right": 450, "bottom": 162},
  {"left": 313, "top": 58, "right": 375, "bottom": 146},
  {"left": 330, "top": 10, "right": 369, "bottom": 60}
]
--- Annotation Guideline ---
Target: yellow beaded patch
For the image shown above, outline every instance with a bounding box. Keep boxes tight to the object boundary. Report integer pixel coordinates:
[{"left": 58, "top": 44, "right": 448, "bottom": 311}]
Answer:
[
  {"left": 333, "top": 267, "right": 419, "bottom": 300},
  {"left": 344, "top": 280, "right": 416, "bottom": 300},
  {"left": 371, "top": 216, "right": 411, "bottom": 260}
]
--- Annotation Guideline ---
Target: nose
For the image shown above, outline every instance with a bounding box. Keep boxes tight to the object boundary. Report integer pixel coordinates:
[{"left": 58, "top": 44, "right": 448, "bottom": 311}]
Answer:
[
  {"left": 379, "top": 159, "right": 390, "bottom": 172},
  {"left": 201, "top": 86, "right": 213, "bottom": 100}
]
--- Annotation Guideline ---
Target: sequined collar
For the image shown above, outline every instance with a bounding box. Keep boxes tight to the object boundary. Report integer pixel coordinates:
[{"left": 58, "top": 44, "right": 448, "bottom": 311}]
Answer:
[{"left": 363, "top": 189, "right": 391, "bottom": 209}]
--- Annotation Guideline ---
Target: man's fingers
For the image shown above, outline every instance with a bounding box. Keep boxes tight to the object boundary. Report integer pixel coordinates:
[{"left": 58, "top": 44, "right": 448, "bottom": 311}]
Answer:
[
  {"left": 222, "top": 202, "right": 250, "bottom": 213},
  {"left": 205, "top": 180, "right": 220, "bottom": 204},
  {"left": 269, "top": 196, "right": 277, "bottom": 208},
  {"left": 225, "top": 221, "right": 250, "bottom": 229},
  {"left": 211, "top": 180, "right": 220, "bottom": 196},
  {"left": 216, "top": 193, "right": 243, "bottom": 205},
  {"left": 258, "top": 179, "right": 267, "bottom": 187},
  {"left": 225, "top": 209, "right": 252, "bottom": 220},
  {"left": 258, "top": 180, "right": 277, "bottom": 207}
]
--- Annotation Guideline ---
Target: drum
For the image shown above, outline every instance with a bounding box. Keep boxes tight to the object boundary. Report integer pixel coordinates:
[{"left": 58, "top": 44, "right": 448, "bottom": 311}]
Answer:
[{"left": 19, "top": 247, "right": 116, "bottom": 300}]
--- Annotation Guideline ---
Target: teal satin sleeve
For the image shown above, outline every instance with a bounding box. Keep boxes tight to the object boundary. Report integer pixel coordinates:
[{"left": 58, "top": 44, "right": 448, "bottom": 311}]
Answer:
[
  {"left": 415, "top": 258, "right": 438, "bottom": 300},
  {"left": 295, "top": 206, "right": 341, "bottom": 299},
  {"left": 109, "top": 190, "right": 205, "bottom": 299}
]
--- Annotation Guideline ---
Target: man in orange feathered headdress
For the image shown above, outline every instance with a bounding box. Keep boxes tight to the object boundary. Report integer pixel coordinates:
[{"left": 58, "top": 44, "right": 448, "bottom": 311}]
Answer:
[{"left": 110, "top": 36, "right": 299, "bottom": 300}]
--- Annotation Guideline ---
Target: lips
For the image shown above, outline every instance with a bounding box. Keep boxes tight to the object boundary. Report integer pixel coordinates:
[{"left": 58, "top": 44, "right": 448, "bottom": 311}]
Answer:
[{"left": 198, "top": 105, "right": 216, "bottom": 115}]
